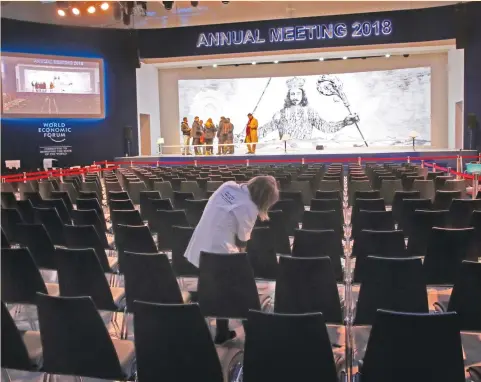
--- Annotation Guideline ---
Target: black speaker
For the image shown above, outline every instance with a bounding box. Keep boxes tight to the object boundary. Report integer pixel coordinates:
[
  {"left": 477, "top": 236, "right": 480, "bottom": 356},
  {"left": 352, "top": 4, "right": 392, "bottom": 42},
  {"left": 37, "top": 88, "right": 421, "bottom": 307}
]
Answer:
[
  {"left": 127, "top": 31, "right": 141, "bottom": 69},
  {"left": 316, "top": 145, "right": 324, "bottom": 151},
  {"left": 124, "top": 126, "right": 133, "bottom": 141},
  {"left": 467, "top": 113, "right": 478, "bottom": 129}
]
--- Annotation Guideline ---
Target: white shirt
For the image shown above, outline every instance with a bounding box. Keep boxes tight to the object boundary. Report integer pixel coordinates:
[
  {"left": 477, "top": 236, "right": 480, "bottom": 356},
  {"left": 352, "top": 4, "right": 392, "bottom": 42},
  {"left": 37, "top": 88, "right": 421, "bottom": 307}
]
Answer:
[{"left": 184, "top": 181, "right": 258, "bottom": 268}]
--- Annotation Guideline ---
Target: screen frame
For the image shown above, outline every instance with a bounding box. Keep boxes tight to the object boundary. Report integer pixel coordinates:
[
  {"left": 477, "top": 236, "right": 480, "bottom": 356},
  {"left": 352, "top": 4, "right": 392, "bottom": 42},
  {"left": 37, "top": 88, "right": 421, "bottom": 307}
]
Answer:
[{"left": 1, "top": 52, "right": 105, "bottom": 119}]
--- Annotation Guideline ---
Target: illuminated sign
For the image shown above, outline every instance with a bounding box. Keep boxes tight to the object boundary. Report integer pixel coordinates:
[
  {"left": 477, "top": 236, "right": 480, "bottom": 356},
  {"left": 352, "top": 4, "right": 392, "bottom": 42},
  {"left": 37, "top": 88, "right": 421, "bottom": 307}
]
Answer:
[{"left": 196, "top": 20, "right": 392, "bottom": 48}]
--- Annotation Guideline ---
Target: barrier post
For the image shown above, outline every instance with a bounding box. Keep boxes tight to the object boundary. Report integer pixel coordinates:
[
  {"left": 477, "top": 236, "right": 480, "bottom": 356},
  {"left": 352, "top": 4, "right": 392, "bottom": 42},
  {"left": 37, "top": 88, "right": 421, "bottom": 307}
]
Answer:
[
  {"left": 23, "top": 172, "right": 27, "bottom": 183},
  {"left": 59, "top": 168, "right": 63, "bottom": 182},
  {"left": 458, "top": 156, "right": 463, "bottom": 180},
  {"left": 432, "top": 162, "right": 436, "bottom": 172},
  {"left": 357, "top": 157, "right": 361, "bottom": 166},
  {"left": 302, "top": 158, "right": 305, "bottom": 165},
  {"left": 421, "top": 160, "right": 424, "bottom": 169},
  {"left": 479, "top": 152, "right": 481, "bottom": 163},
  {"left": 246, "top": 159, "right": 250, "bottom": 167},
  {"left": 407, "top": 156, "right": 411, "bottom": 164},
  {"left": 156, "top": 161, "right": 159, "bottom": 167},
  {"left": 194, "top": 160, "right": 198, "bottom": 167},
  {"left": 473, "top": 173, "right": 479, "bottom": 200}
]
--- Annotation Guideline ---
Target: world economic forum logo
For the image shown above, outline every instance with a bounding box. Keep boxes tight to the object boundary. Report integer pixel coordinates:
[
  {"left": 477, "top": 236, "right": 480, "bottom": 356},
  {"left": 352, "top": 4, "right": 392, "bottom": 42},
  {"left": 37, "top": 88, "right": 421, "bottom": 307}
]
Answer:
[{"left": 38, "top": 122, "right": 72, "bottom": 143}]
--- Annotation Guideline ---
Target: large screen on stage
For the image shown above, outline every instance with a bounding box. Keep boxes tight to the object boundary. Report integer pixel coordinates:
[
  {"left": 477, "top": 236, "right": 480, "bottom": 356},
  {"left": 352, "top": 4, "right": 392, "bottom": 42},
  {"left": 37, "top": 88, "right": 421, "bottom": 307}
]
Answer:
[
  {"left": 1, "top": 53, "right": 104, "bottom": 119},
  {"left": 178, "top": 67, "right": 431, "bottom": 149}
]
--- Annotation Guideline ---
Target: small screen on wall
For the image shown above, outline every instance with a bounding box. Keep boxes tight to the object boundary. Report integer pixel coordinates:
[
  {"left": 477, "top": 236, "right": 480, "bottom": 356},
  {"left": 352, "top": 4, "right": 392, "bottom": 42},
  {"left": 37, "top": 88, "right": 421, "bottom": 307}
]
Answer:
[{"left": 1, "top": 52, "right": 105, "bottom": 119}]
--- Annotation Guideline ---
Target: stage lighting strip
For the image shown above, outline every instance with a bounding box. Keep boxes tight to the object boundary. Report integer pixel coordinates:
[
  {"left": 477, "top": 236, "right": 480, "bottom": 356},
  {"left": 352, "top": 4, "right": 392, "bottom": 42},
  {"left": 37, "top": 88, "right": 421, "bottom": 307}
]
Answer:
[{"left": 1, "top": 154, "right": 479, "bottom": 183}]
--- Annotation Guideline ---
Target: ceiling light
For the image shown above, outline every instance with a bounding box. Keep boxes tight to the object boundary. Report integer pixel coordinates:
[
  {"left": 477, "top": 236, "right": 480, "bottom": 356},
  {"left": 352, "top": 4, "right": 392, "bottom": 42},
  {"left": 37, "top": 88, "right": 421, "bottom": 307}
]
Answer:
[
  {"left": 163, "top": 1, "right": 174, "bottom": 10},
  {"left": 385, "top": 53, "right": 391, "bottom": 58},
  {"left": 342, "top": 56, "right": 348, "bottom": 60},
  {"left": 213, "top": 64, "right": 217, "bottom": 68},
  {"left": 274, "top": 60, "right": 279, "bottom": 64},
  {"left": 100, "top": 2, "right": 109, "bottom": 10},
  {"left": 252, "top": 62, "right": 256, "bottom": 65},
  {"left": 87, "top": 5, "right": 96, "bottom": 13},
  {"left": 57, "top": 8, "right": 66, "bottom": 16},
  {"left": 319, "top": 57, "right": 324, "bottom": 61},
  {"left": 71, "top": 7, "right": 80, "bottom": 15}
]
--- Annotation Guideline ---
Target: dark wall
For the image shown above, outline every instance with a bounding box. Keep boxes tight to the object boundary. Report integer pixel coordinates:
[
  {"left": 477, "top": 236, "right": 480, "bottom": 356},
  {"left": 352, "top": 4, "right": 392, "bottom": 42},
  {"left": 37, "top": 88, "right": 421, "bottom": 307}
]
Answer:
[{"left": 1, "top": 19, "right": 139, "bottom": 170}]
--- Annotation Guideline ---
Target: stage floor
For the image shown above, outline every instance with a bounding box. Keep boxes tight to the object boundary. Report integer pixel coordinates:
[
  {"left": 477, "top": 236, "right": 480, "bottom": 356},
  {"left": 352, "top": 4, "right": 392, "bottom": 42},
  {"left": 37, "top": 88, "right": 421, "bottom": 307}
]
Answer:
[{"left": 116, "top": 148, "right": 477, "bottom": 168}]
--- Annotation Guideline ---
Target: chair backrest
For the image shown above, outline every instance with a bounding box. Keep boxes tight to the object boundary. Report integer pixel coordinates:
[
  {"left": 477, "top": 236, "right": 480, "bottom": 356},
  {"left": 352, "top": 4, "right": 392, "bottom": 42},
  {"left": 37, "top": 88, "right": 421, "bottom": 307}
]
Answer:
[
  {"left": 108, "top": 190, "right": 129, "bottom": 202},
  {"left": 180, "top": 181, "right": 203, "bottom": 199},
  {"left": 173, "top": 191, "right": 195, "bottom": 210},
  {"left": 352, "top": 230, "right": 406, "bottom": 282},
  {"left": 37, "top": 293, "right": 125, "bottom": 379},
  {"left": 391, "top": 191, "right": 420, "bottom": 224},
  {"left": 433, "top": 190, "right": 462, "bottom": 210},
  {"left": 348, "top": 181, "right": 372, "bottom": 205},
  {"left": 354, "top": 256, "right": 428, "bottom": 325},
  {"left": 115, "top": 224, "right": 157, "bottom": 273},
  {"left": 50, "top": 191, "right": 74, "bottom": 213},
  {"left": 424, "top": 227, "right": 476, "bottom": 284},
  {"left": 399, "top": 198, "right": 432, "bottom": 231},
  {"left": 54, "top": 248, "right": 117, "bottom": 311},
  {"left": 270, "top": 199, "right": 297, "bottom": 235},
  {"left": 123, "top": 252, "right": 184, "bottom": 311},
  {"left": 16, "top": 199, "right": 36, "bottom": 224},
  {"left": 353, "top": 210, "right": 394, "bottom": 241},
  {"left": 406, "top": 210, "right": 449, "bottom": 256},
  {"left": 152, "top": 210, "right": 190, "bottom": 250},
  {"left": 243, "top": 310, "right": 338, "bottom": 382},
  {"left": 274, "top": 256, "right": 342, "bottom": 323},
  {"left": 301, "top": 210, "right": 343, "bottom": 238},
  {"left": 1, "top": 227, "right": 10, "bottom": 248},
  {"left": 246, "top": 226, "right": 278, "bottom": 280},
  {"left": 361, "top": 310, "right": 465, "bottom": 382},
  {"left": 256, "top": 210, "right": 291, "bottom": 255},
  {"left": 1, "top": 207, "right": 24, "bottom": 242},
  {"left": 1, "top": 301, "right": 37, "bottom": 370},
  {"left": 184, "top": 199, "right": 209, "bottom": 226},
  {"left": 447, "top": 260, "right": 481, "bottom": 331},
  {"left": 318, "top": 180, "right": 342, "bottom": 192},
  {"left": 15, "top": 223, "right": 56, "bottom": 269},
  {"left": 154, "top": 181, "right": 174, "bottom": 201},
  {"left": 23, "top": 191, "right": 43, "bottom": 206},
  {"left": 34, "top": 207, "right": 66, "bottom": 246},
  {"left": 1, "top": 247, "right": 48, "bottom": 304},
  {"left": 198, "top": 251, "right": 260, "bottom": 319},
  {"left": 63, "top": 224, "right": 111, "bottom": 272},
  {"left": 109, "top": 199, "right": 135, "bottom": 211},
  {"left": 1, "top": 191, "right": 17, "bottom": 209},
  {"left": 41, "top": 198, "right": 70, "bottom": 224},
  {"left": 291, "top": 229, "right": 343, "bottom": 282},
  {"left": 315, "top": 190, "right": 341, "bottom": 200},
  {"left": 71, "top": 209, "right": 108, "bottom": 247},
  {"left": 139, "top": 190, "right": 162, "bottom": 219},
  {"left": 171, "top": 226, "right": 199, "bottom": 278},
  {"left": 133, "top": 301, "right": 224, "bottom": 382},
  {"left": 412, "top": 179, "right": 436, "bottom": 201},
  {"left": 76, "top": 197, "right": 103, "bottom": 217},
  {"left": 449, "top": 198, "right": 481, "bottom": 228},
  {"left": 110, "top": 209, "right": 143, "bottom": 237}
]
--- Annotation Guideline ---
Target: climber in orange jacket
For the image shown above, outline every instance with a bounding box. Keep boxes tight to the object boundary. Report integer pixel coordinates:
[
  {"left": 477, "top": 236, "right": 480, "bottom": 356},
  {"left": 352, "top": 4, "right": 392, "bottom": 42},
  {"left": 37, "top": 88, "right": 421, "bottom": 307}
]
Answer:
[{"left": 245, "top": 113, "right": 258, "bottom": 154}]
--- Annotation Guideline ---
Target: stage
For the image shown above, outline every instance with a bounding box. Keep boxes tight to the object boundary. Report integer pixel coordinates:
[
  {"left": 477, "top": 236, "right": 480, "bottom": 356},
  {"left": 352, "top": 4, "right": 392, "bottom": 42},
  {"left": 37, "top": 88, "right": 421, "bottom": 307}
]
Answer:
[{"left": 116, "top": 148, "right": 478, "bottom": 169}]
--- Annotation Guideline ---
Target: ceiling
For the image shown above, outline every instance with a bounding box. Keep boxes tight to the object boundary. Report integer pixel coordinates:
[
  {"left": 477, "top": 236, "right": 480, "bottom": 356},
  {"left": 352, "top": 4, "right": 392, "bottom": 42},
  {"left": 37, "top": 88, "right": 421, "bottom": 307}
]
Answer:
[{"left": 1, "top": 1, "right": 459, "bottom": 29}]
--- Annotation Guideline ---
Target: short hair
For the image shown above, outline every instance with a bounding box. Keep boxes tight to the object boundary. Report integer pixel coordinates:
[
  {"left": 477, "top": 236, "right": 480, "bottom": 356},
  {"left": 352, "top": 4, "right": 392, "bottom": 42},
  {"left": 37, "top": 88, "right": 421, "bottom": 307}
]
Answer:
[
  {"left": 247, "top": 113, "right": 253, "bottom": 117},
  {"left": 247, "top": 176, "right": 279, "bottom": 221},
  {"left": 194, "top": 116, "right": 199, "bottom": 119},
  {"left": 183, "top": 117, "right": 187, "bottom": 121}
]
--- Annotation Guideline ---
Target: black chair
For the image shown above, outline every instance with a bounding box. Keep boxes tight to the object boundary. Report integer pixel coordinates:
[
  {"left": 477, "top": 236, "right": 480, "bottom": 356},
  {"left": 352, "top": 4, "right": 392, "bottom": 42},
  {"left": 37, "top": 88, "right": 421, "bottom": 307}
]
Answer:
[
  {"left": 274, "top": 256, "right": 343, "bottom": 323},
  {"left": 50, "top": 191, "right": 74, "bottom": 214},
  {"left": 255, "top": 210, "right": 291, "bottom": 255},
  {"left": 78, "top": 190, "right": 100, "bottom": 203},
  {"left": 353, "top": 210, "right": 394, "bottom": 241},
  {"left": 151, "top": 210, "right": 190, "bottom": 250},
  {"left": 354, "top": 256, "right": 428, "bottom": 325},
  {"left": 449, "top": 198, "right": 481, "bottom": 228},
  {"left": 302, "top": 210, "right": 343, "bottom": 238},
  {"left": 54, "top": 248, "right": 124, "bottom": 312},
  {"left": 270, "top": 199, "right": 297, "bottom": 235},
  {"left": 184, "top": 199, "right": 209, "bottom": 226},
  {"left": 23, "top": 191, "right": 43, "bottom": 206},
  {"left": 399, "top": 198, "right": 432, "bottom": 233},
  {"left": 1, "top": 207, "right": 24, "bottom": 242},
  {"left": 1, "top": 247, "right": 58, "bottom": 305},
  {"left": 471, "top": 210, "right": 481, "bottom": 258},
  {"left": 77, "top": 197, "right": 105, "bottom": 221},
  {"left": 36, "top": 293, "right": 136, "bottom": 380},
  {"left": 243, "top": 310, "right": 338, "bottom": 382},
  {"left": 406, "top": 210, "right": 449, "bottom": 256},
  {"left": 173, "top": 191, "right": 194, "bottom": 210},
  {"left": 171, "top": 226, "right": 200, "bottom": 278},
  {"left": 71, "top": 208, "right": 109, "bottom": 246},
  {"left": 115, "top": 224, "right": 157, "bottom": 273},
  {"left": 16, "top": 199, "right": 36, "bottom": 224},
  {"left": 63, "top": 224, "right": 117, "bottom": 273},
  {"left": 432, "top": 190, "right": 462, "bottom": 210},
  {"left": 198, "top": 251, "right": 261, "bottom": 320},
  {"left": 358, "top": 310, "right": 465, "bottom": 382},
  {"left": 434, "top": 260, "right": 481, "bottom": 331},
  {"left": 123, "top": 252, "right": 189, "bottom": 312},
  {"left": 279, "top": 191, "right": 304, "bottom": 223},
  {"left": 34, "top": 207, "right": 66, "bottom": 246},
  {"left": 111, "top": 209, "right": 143, "bottom": 238},
  {"left": 108, "top": 191, "right": 130, "bottom": 203},
  {"left": 143, "top": 198, "right": 174, "bottom": 225},
  {"left": 391, "top": 191, "right": 420, "bottom": 225},
  {"left": 1, "top": 227, "right": 10, "bottom": 248},
  {"left": 41, "top": 198, "right": 70, "bottom": 224},
  {"left": 1, "top": 301, "right": 42, "bottom": 373},
  {"left": 315, "top": 190, "right": 341, "bottom": 200},
  {"left": 1, "top": 191, "right": 17, "bottom": 209},
  {"left": 352, "top": 230, "right": 406, "bottom": 282},
  {"left": 246, "top": 226, "right": 278, "bottom": 280},
  {"left": 292, "top": 229, "right": 343, "bottom": 281},
  {"left": 139, "top": 190, "right": 162, "bottom": 220},
  {"left": 15, "top": 223, "right": 56, "bottom": 270},
  {"left": 354, "top": 190, "right": 381, "bottom": 200},
  {"left": 110, "top": 199, "right": 135, "bottom": 211},
  {"left": 133, "top": 302, "right": 228, "bottom": 382},
  {"left": 424, "top": 227, "right": 476, "bottom": 284}
]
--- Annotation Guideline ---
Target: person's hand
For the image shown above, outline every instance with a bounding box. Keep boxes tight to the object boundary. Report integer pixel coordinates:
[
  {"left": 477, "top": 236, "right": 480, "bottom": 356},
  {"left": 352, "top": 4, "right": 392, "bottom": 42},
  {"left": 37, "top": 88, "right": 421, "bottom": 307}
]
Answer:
[{"left": 344, "top": 113, "right": 360, "bottom": 125}]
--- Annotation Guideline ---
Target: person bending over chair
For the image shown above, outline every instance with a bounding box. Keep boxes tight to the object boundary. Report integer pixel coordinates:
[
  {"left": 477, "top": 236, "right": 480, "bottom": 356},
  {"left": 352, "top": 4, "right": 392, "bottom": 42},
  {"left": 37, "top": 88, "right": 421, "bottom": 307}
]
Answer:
[{"left": 184, "top": 176, "right": 279, "bottom": 343}]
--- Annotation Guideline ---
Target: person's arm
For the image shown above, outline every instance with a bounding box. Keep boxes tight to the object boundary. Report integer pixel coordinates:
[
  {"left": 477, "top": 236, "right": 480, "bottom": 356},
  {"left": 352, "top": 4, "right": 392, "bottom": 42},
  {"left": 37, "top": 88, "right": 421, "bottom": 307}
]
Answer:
[{"left": 232, "top": 206, "right": 256, "bottom": 251}]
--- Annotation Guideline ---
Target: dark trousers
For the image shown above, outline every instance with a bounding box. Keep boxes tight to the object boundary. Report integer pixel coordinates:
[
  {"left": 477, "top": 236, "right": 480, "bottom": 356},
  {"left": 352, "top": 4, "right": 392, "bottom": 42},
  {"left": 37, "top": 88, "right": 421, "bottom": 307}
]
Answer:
[
  {"left": 192, "top": 138, "right": 201, "bottom": 155},
  {"left": 205, "top": 138, "right": 214, "bottom": 154}
]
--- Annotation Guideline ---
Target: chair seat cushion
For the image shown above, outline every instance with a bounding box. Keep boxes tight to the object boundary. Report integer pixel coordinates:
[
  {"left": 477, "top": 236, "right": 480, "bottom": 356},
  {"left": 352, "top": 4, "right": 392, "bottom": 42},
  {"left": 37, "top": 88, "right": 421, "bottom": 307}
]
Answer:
[
  {"left": 112, "top": 338, "right": 136, "bottom": 379},
  {"left": 22, "top": 330, "right": 43, "bottom": 368}
]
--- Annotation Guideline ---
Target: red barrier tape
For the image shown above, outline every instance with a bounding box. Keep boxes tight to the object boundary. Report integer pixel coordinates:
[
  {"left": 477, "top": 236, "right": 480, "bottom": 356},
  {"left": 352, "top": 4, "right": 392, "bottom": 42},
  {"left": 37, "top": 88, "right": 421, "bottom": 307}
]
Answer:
[
  {"left": 424, "top": 162, "right": 476, "bottom": 181},
  {"left": 1, "top": 166, "right": 118, "bottom": 183}
]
